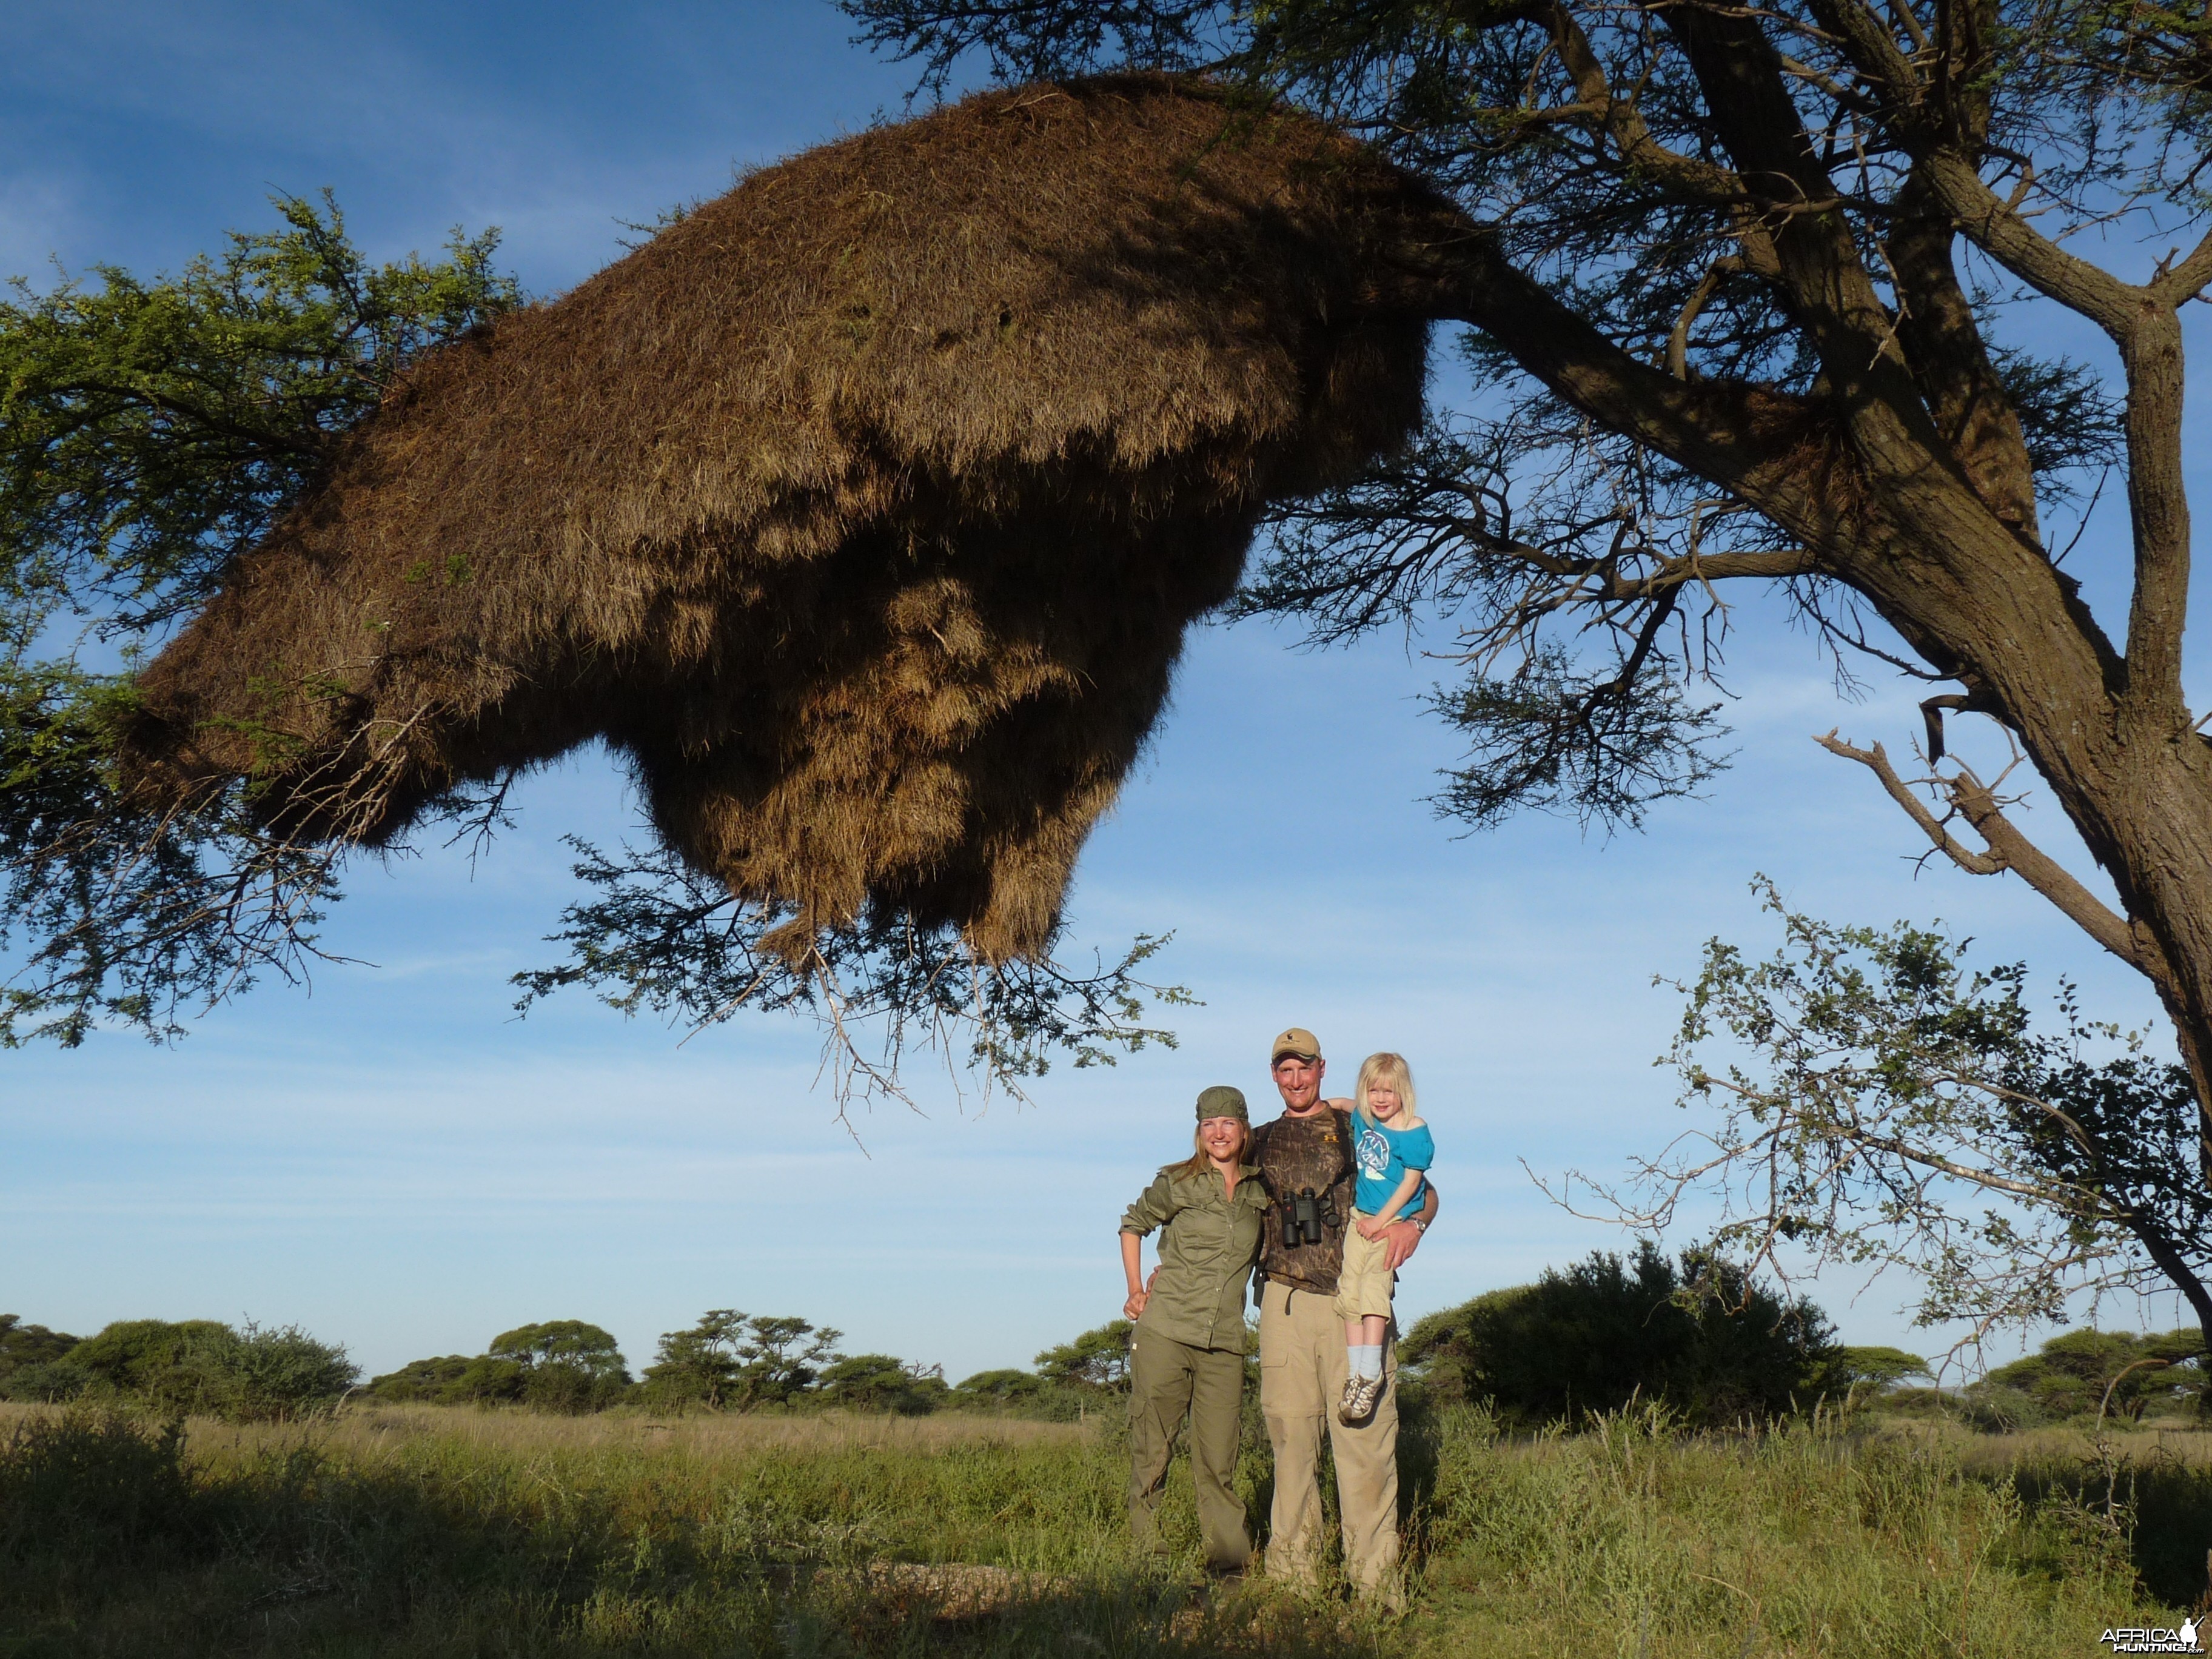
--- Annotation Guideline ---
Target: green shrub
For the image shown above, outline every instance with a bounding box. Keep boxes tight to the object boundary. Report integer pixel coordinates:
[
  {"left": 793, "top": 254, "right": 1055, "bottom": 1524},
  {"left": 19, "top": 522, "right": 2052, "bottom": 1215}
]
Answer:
[
  {"left": 1401, "top": 1242, "right": 1837, "bottom": 1425},
  {"left": 0, "top": 1409, "right": 200, "bottom": 1574},
  {"left": 60, "top": 1318, "right": 356, "bottom": 1421}
]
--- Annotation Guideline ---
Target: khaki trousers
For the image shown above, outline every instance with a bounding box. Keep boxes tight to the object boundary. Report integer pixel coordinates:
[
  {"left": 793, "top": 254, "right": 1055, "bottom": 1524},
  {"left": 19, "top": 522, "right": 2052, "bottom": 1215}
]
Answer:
[
  {"left": 1256, "top": 1278, "right": 1401, "bottom": 1601},
  {"left": 1127, "top": 1326, "right": 1250, "bottom": 1570}
]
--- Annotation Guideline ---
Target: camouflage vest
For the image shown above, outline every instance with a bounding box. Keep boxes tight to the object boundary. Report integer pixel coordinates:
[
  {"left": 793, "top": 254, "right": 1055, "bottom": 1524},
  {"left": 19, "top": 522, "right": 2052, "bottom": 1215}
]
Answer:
[{"left": 1252, "top": 1109, "right": 1358, "bottom": 1293}]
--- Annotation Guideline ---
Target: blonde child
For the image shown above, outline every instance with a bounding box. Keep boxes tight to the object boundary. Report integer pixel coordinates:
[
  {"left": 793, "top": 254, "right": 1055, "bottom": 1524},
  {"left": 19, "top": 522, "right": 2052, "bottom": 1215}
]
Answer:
[{"left": 1332, "top": 1052, "right": 1433, "bottom": 1425}]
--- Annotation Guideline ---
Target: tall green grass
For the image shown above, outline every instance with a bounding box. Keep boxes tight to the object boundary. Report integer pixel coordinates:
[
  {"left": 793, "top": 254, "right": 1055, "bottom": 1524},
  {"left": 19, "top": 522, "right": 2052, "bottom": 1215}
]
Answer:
[{"left": 0, "top": 1400, "right": 2198, "bottom": 1657}]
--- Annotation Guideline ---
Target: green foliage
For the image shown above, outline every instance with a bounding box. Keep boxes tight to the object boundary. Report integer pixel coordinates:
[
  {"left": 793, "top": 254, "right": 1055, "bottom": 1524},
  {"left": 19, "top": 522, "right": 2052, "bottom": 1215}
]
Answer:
[
  {"left": 68, "top": 1319, "right": 239, "bottom": 1413},
  {"left": 481, "top": 1320, "right": 631, "bottom": 1413},
  {"left": 816, "top": 1354, "right": 949, "bottom": 1415},
  {"left": 1649, "top": 883, "right": 2212, "bottom": 1345},
  {"left": 1968, "top": 1327, "right": 2205, "bottom": 1427},
  {"left": 61, "top": 1317, "right": 357, "bottom": 1421},
  {"left": 0, "top": 194, "right": 520, "bottom": 1047},
  {"left": 952, "top": 1368, "right": 1043, "bottom": 1402},
  {"left": 0, "top": 1313, "right": 87, "bottom": 1404},
  {"left": 638, "top": 1308, "right": 748, "bottom": 1408},
  {"left": 0, "top": 190, "right": 518, "bottom": 638},
  {"left": 1033, "top": 1319, "right": 1133, "bottom": 1393},
  {"left": 1401, "top": 1243, "right": 1837, "bottom": 1425},
  {"left": 0, "top": 1315, "right": 77, "bottom": 1376},
  {"left": 725, "top": 1315, "right": 844, "bottom": 1407},
  {"left": 364, "top": 1355, "right": 475, "bottom": 1404}
]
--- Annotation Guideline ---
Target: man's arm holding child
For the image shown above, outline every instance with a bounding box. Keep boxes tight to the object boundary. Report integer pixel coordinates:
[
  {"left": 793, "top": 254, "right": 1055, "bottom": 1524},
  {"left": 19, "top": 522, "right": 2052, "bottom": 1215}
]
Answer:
[
  {"left": 1380, "top": 1182, "right": 1436, "bottom": 1271},
  {"left": 1358, "top": 1167, "right": 1426, "bottom": 1239}
]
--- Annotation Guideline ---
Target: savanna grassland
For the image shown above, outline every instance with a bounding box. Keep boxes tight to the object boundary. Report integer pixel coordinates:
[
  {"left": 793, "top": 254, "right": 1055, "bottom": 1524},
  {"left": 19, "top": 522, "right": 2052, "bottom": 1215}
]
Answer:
[{"left": 2, "top": 1398, "right": 2204, "bottom": 1658}]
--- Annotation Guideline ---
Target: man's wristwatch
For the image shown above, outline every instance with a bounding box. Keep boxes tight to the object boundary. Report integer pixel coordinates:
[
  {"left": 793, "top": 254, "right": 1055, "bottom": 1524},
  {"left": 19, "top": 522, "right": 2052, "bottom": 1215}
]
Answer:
[{"left": 1407, "top": 1215, "right": 1428, "bottom": 1234}]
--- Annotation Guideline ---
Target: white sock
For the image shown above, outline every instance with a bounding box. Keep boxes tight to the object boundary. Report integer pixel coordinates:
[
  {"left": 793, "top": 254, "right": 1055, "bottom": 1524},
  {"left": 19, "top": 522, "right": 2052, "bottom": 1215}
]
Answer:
[{"left": 1349, "top": 1344, "right": 1383, "bottom": 1380}]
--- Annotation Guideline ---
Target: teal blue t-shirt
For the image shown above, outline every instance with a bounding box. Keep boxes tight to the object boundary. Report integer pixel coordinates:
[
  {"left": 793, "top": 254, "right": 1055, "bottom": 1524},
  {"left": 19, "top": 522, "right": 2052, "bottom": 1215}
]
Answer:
[{"left": 1352, "top": 1113, "right": 1434, "bottom": 1216}]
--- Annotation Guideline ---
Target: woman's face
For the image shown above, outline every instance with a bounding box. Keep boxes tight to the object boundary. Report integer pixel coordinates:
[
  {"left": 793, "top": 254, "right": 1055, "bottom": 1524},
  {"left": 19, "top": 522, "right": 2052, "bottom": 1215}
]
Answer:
[
  {"left": 1198, "top": 1116, "right": 1245, "bottom": 1161},
  {"left": 1366, "top": 1079, "right": 1402, "bottom": 1121}
]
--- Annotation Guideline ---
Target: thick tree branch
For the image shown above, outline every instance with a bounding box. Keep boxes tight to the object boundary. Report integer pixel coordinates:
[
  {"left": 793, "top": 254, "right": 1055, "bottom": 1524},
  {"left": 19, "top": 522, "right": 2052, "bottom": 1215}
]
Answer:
[
  {"left": 1916, "top": 152, "right": 2146, "bottom": 338},
  {"left": 1886, "top": 171, "right": 2041, "bottom": 537},
  {"left": 2118, "top": 306, "right": 2194, "bottom": 714},
  {"left": 1660, "top": 1, "right": 1928, "bottom": 410},
  {"left": 2153, "top": 227, "right": 2212, "bottom": 307},
  {"left": 1396, "top": 223, "right": 1825, "bottom": 530}
]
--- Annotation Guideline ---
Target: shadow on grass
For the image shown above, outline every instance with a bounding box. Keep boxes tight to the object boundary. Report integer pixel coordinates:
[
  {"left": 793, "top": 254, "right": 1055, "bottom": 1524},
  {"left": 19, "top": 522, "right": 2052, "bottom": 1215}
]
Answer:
[
  {"left": 0, "top": 1410, "right": 1390, "bottom": 1658},
  {"left": 2001, "top": 1438, "right": 2212, "bottom": 1609}
]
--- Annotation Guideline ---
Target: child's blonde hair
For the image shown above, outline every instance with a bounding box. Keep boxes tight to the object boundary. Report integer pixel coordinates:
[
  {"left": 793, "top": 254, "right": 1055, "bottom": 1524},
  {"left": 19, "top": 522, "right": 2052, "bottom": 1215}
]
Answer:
[{"left": 1356, "top": 1052, "right": 1417, "bottom": 1122}]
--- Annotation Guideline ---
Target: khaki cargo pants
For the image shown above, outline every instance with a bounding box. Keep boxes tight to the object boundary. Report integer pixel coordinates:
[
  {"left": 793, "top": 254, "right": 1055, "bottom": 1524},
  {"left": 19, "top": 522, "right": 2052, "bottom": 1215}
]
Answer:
[
  {"left": 1127, "top": 1326, "right": 1250, "bottom": 1570},
  {"left": 1256, "top": 1278, "right": 1401, "bottom": 1603}
]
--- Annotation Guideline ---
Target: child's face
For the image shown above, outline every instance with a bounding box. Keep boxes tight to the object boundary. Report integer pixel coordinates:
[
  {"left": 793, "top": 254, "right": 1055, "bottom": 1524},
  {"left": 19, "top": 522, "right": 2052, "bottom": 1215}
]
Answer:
[{"left": 1366, "top": 1080, "right": 1401, "bottom": 1121}]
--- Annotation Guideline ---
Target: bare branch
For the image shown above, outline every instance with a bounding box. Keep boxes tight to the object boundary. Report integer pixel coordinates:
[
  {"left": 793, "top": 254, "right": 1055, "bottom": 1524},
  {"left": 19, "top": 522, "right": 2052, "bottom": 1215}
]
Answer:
[{"left": 1815, "top": 731, "right": 2176, "bottom": 988}]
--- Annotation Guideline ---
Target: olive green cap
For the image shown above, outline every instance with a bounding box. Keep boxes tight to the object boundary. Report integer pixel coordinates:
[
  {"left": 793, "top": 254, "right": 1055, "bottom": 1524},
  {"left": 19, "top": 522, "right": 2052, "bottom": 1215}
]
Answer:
[
  {"left": 1195, "top": 1085, "right": 1249, "bottom": 1122},
  {"left": 1270, "top": 1026, "right": 1322, "bottom": 1064}
]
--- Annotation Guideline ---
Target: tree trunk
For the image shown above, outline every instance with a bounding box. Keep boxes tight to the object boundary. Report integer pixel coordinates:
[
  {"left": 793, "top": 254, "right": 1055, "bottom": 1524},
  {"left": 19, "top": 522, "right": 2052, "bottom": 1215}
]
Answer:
[{"left": 1401, "top": 222, "right": 2212, "bottom": 1164}]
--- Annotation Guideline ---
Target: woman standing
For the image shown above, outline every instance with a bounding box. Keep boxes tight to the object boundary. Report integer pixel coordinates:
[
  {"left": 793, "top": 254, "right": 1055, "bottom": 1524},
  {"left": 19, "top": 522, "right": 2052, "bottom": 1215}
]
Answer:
[{"left": 1118, "top": 1084, "right": 1269, "bottom": 1576}]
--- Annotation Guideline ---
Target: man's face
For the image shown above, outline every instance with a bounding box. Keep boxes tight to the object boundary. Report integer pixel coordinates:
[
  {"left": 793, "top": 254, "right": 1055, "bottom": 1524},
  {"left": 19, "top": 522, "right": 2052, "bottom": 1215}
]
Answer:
[{"left": 1272, "top": 1053, "right": 1325, "bottom": 1113}]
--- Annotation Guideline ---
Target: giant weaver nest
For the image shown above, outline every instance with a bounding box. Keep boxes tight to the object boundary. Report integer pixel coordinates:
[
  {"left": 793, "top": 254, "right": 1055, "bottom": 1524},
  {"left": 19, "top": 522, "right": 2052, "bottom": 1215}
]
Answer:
[{"left": 120, "top": 75, "right": 1447, "bottom": 961}]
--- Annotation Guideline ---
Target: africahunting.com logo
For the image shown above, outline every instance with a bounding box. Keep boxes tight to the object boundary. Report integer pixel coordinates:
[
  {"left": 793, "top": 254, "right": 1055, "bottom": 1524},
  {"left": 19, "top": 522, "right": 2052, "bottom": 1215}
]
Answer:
[{"left": 2100, "top": 1619, "right": 2205, "bottom": 1655}]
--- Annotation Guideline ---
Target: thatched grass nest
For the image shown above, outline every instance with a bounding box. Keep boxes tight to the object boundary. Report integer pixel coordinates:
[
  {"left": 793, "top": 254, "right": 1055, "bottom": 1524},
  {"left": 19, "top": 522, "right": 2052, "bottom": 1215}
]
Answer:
[{"left": 120, "top": 75, "right": 1442, "bottom": 960}]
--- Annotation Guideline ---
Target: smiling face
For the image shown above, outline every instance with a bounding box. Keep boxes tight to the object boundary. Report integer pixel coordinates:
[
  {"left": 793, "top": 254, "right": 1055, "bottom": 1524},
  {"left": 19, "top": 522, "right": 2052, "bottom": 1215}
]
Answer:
[
  {"left": 1272, "top": 1054, "right": 1326, "bottom": 1113},
  {"left": 1364, "top": 1079, "right": 1402, "bottom": 1122},
  {"left": 1198, "top": 1116, "right": 1248, "bottom": 1164}
]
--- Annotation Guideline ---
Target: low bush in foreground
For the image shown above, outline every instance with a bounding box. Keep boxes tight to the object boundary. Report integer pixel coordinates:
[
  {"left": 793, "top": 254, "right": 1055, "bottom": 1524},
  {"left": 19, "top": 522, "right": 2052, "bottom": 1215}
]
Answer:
[{"left": 0, "top": 1399, "right": 2199, "bottom": 1657}]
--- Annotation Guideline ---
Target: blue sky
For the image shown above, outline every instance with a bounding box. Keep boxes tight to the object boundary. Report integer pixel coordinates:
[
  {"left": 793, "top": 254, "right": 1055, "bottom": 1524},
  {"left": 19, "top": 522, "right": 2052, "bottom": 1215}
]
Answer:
[{"left": 4, "top": 1, "right": 2207, "bottom": 1385}]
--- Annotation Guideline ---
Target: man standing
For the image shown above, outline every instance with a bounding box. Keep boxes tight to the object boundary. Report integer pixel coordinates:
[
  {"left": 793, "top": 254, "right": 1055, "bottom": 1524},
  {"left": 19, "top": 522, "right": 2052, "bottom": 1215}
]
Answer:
[{"left": 1250, "top": 1027, "right": 1435, "bottom": 1606}]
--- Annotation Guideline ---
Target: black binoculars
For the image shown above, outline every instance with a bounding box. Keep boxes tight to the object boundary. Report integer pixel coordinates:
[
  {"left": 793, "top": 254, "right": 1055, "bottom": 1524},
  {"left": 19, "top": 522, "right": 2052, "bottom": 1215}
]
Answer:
[{"left": 1281, "top": 1187, "right": 1335, "bottom": 1248}]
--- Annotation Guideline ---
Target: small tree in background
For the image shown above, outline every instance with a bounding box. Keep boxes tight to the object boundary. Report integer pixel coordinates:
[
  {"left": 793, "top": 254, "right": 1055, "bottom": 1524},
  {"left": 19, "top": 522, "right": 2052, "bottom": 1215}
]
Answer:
[
  {"left": 817, "top": 1355, "right": 948, "bottom": 1415},
  {"left": 1402, "top": 1244, "right": 1837, "bottom": 1424},
  {"left": 486, "top": 1321, "right": 630, "bottom": 1413},
  {"left": 365, "top": 1356, "right": 476, "bottom": 1404},
  {"left": 951, "top": 1369, "right": 1042, "bottom": 1406},
  {"left": 640, "top": 1309, "right": 747, "bottom": 1408},
  {"left": 67, "top": 1319, "right": 240, "bottom": 1415},
  {"left": 1830, "top": 1348, "right": 1934, "bottom": 1395},
  {"left": 1034, "top": 1321, "right": 1133, "bottom": 1394},
  {"left": 1968, "top": 1329, "right": 2204, "bottom": 1428},
  {"left": 0, "top": 1315, "right": 85, "bottom": 1403},
  {"left": 728, "top": 1316, "right": 843, "bottom": 1408}
]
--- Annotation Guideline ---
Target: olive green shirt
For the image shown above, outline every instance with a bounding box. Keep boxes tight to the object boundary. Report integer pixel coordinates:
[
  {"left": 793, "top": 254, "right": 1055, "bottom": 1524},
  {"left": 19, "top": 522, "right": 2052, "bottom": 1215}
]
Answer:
[{"left": 1120, "top": 1161, "right": 1267, "bottom": 1352}]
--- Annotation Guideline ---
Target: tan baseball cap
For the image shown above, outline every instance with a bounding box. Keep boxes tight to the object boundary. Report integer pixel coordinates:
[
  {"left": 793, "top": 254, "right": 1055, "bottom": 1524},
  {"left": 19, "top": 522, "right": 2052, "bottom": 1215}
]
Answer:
[{"left": 1270, "top": 1027, "right": 1323, "bottom": 1064}]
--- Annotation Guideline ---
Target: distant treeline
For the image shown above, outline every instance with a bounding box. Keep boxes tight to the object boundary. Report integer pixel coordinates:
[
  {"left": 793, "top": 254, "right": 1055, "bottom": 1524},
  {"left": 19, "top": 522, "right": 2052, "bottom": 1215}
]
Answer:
[
  {"left": 8, "top": 1244, "right": 2201, "bottom": 1427},
  {"left": 361, "top": 1309, "right": 1135, "bottom": 1419},
  {"left": 0, "top": 1306, "right": 1137, "bottom": 1424}
]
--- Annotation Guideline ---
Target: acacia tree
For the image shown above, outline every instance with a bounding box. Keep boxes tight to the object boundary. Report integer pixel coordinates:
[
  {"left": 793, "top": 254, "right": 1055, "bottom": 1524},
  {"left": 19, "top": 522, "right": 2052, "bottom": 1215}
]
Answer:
[{"left": 845, "top": 2, "right": 2212, "bottom": 1139}]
